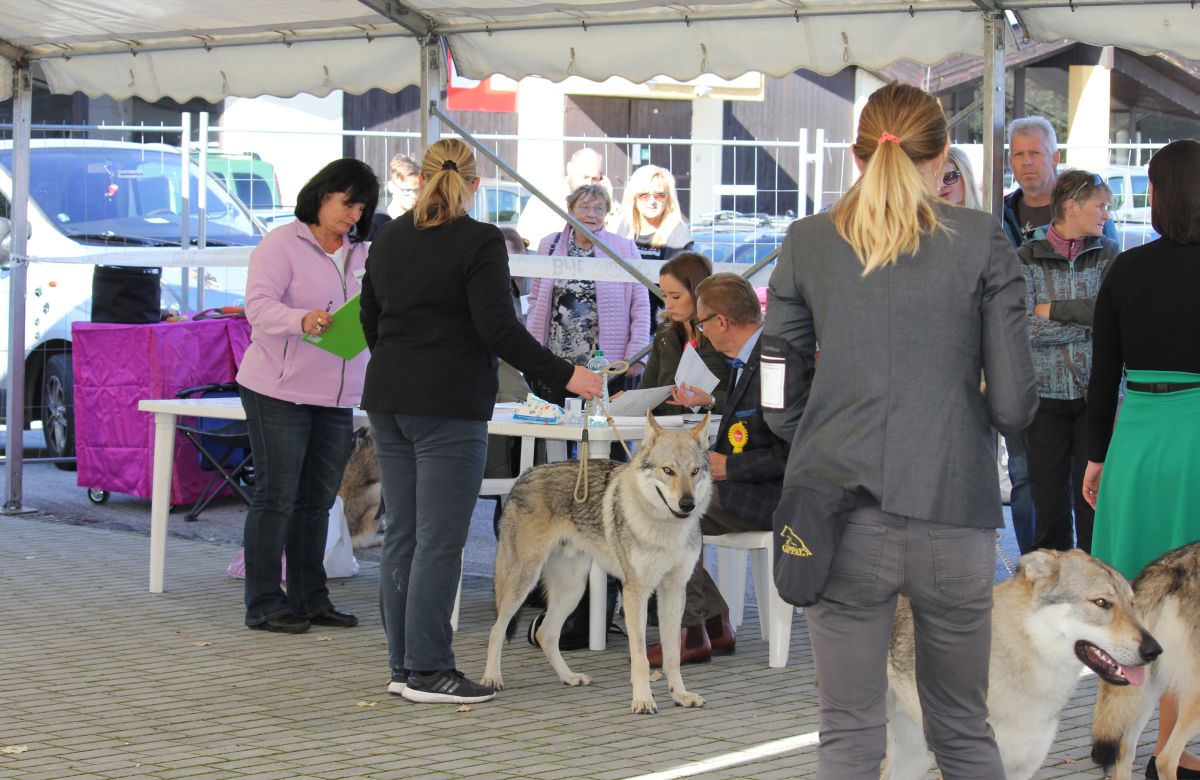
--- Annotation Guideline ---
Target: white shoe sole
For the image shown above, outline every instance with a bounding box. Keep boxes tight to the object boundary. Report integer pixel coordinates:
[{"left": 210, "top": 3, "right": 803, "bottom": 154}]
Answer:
[
  {"left": 400, "top": 687, "right": 495, "bottom": 704},
  {"left": 387, "top": 681, "right": 406, "bottom": 695}
]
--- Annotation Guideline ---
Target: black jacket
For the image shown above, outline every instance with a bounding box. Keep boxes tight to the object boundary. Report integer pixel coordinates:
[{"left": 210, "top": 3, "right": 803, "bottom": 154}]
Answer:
[
  {"left": 360, "top": 212, "right": 572, "bottom": 421},
  {"left": 713, "top": 339, "right": 789, "bottom": 525}
]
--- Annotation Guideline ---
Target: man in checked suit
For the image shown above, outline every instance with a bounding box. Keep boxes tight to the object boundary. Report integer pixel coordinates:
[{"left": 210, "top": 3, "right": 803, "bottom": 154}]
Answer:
[{"left": 647, "top": 272, "right": 790, "bottom": 666}]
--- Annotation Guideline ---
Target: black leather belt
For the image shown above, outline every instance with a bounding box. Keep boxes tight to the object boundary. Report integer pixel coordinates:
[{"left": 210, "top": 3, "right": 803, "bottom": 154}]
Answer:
[{"left": 1126, "top": 381, "right": 1200, "bottom": 394}]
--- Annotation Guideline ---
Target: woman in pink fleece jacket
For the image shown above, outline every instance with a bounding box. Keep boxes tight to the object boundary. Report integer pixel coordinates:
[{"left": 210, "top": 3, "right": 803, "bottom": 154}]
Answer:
[
  {"left": 235, "top": 158, "right": 377, "bottom": 635},
  {"left": 526, "top": 184, "right": 650, "bottom": 403}
]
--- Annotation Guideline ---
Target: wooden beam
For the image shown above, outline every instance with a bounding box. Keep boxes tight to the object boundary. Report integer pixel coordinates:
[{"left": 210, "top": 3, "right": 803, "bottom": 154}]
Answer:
[{"left": 1113, "top": 50, "right": 1200, "bottom": 117}]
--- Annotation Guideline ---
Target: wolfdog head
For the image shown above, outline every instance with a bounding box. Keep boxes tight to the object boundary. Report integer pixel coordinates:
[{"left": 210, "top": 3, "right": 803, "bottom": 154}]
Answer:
[
  {"left": 627, "top": 411, "right": 714, "bottom": 523},
  {"left": 1018, "top": 549, "right": 1161, "bottom": 685}
]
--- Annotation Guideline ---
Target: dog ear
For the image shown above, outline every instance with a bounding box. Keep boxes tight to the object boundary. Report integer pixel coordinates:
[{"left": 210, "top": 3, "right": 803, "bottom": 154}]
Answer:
[
  {"left": 645, "top": 409, "right": 663, "bottom": 440},
  {"left": 1018, "top": 549, "right": 1060, "bottom": 585},
  {"left": 690, "top": 412, "right": 712, "bottom": 444}
]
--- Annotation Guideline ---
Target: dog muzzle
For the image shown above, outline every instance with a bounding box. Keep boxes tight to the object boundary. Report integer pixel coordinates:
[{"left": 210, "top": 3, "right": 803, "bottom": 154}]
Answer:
[{"left": 655, "top": 486, "right": 693, "bottom": 519}]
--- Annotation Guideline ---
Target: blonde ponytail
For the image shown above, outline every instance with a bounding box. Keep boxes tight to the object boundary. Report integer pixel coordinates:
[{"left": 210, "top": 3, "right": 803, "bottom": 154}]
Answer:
[
  {"left": 832, "top": 83, "right": 948, "bottom": 275},
  {"left": 413, "top": 139, "right": 478, "bottom": 229}
]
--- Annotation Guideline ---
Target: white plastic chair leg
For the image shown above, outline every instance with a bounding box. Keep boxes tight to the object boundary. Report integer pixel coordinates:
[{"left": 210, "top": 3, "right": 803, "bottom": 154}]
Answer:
[
  {"left": 765, "top": 543, "right": 795, "bottom": 668},
  {"left": 716, "top": 547, "right": 748, "bottom": 629},
  {"left": 749, "top": 546, "right": 770, "bottom": 641}
]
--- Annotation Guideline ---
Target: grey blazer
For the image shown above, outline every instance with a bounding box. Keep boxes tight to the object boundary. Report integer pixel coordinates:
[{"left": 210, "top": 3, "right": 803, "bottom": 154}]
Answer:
[{"left": 764, "top": 204, "right": 1038, "bottom": 529}]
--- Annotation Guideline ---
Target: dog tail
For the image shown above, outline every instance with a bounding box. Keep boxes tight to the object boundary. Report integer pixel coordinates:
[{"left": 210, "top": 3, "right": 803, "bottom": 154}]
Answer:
[
  {"left": 505, "top": 607, "right": 523, "bottom": 643},
  {"left": 1091, "top": 677, "right": 1146, "bottom": 770}
]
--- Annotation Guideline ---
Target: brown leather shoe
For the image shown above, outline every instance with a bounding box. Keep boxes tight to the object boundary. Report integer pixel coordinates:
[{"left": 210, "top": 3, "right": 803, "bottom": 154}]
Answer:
[
  {"left": 706, "top": 611, "right": 736, "bottom": 654},
  {"left": 646, "top": 625, "right": 711, "bottom": 668}
]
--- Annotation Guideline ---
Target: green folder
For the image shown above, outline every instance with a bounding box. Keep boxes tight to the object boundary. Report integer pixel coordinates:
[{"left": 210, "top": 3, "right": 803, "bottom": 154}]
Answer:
[{"left": 302, "top": 293, "right": 367, "bottom": 359}]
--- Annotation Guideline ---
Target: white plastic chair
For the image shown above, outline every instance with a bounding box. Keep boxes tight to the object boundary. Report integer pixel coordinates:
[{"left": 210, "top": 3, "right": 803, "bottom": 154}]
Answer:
[{"left": 702, "top": 530, "right": 796, "bottom": 668}]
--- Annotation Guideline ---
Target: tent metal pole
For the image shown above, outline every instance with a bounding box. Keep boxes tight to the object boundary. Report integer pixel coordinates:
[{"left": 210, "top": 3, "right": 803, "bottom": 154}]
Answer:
[
  {"left": 420, "top": 37, "right": 443, "bottom": 148},
  {"left": 981, "top": 11, "right": 1007, "bottom": 218},
  {"left": 431, "top": 106, "right": 664, "bottom": 301},
  {"left": 4, "top": 63, "right": 35, "bottom": 514}
]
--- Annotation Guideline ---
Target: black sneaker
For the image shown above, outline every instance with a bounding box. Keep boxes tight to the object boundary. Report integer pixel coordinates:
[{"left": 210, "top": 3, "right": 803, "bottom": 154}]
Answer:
[
  {"left": 248, "top": 614, "right": 311, "bottom": 634},
  {"left": 401, "top": 669, "right": 495, "bottom": 704},
  {"left": 387, "top": 670, "right": 409, "bottom": 696}
]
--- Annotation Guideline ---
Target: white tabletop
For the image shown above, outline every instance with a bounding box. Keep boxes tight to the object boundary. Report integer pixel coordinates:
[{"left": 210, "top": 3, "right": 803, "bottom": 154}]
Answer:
[
  {"left": 487, "top": 410, "right": 716, "bottom": 442},
  {"left": 138, "top": 396, "right": 248, "bottom": 420}
]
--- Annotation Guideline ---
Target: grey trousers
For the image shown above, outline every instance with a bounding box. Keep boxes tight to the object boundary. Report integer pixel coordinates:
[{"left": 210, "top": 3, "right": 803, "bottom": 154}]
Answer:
[{"left": 805, "top": 508, "right": 1004, "bottom": 780}]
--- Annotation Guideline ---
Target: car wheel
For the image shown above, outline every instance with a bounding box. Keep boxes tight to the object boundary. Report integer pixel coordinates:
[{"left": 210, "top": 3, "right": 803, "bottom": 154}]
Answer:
[
  {"left": 87, "top": 488, "right": 110, "bottom": 505},
  {"left": 42, "top": 353, "right": 76, "bottom": 470}
]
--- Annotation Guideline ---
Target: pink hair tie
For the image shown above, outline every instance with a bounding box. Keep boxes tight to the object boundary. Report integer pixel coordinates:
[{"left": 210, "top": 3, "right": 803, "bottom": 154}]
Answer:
[{"left": 878, "top": 132, "right": 902, "bottom": 146}]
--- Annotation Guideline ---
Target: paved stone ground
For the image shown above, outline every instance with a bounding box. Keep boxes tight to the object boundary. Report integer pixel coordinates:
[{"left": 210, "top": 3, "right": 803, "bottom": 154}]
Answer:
[{"left": 0, "top": 501, "right": 1173, "bottom": 780}]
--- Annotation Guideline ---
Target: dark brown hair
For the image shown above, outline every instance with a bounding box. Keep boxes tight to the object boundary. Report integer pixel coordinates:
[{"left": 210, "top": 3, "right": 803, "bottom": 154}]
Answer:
[
  {"left": 695, "top": 272, "right": 761, "bottom": 327},
  {"left": 659, "top": 251, "right": 713, "bottom": 337},
  {"left": 1148, "top": 139, "right": 1200, "bottom": 244}
]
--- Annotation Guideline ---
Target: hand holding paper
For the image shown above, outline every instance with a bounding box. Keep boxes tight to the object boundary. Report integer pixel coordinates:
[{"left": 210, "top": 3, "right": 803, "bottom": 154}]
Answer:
[{"left": 674, "top": 344, "right": 720, "bottom": 395}]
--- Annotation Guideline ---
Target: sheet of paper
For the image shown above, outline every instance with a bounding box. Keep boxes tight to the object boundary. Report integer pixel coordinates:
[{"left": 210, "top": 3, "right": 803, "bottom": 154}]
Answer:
[
  {"left": 674, "top": 343, "right": 721, "bottom": 394},
  {"left": 603, "top": 386, "right": 673, "bottom": 417}
]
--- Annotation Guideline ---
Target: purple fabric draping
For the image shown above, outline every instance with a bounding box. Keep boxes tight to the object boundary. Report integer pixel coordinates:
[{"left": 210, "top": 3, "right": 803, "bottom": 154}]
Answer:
[{"left": 73, "top": 317, "right": 252, "bottom": 504}]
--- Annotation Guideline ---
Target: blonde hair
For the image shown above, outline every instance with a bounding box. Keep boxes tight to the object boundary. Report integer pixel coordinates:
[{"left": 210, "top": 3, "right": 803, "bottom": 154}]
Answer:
[
  {"left": 946, "top": 147, "right": 981, "bottom": 210},
  {"left": 412, "top": 139, "right": 477, "bottom": 229},
  {"left": 622, "top": 165, "right": 685, "bottom": 248},
  {"left": 833, "top": 83, "right": 948, "bottom": 275}
]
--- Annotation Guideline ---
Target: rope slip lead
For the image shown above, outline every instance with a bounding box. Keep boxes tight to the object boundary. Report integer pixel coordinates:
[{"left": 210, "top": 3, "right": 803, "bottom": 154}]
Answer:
[{"left": 573, "top": 360, "right": 634, "bottom": 503}]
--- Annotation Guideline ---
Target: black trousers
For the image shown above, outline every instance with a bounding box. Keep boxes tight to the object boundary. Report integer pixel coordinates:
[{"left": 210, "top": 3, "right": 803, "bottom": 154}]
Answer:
[{"left": 1027, "top": 397, "right": 1094, "bottom": 553}]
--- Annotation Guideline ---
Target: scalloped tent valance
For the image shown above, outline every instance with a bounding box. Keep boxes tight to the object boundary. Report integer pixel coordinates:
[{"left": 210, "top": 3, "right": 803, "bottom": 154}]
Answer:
[{"left": 1, "top": 1, "right": 1197, "bottom": 102}]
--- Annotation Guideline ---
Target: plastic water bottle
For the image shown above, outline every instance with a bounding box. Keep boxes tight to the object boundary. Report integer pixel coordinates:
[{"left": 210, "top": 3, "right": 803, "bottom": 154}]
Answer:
[{"left": 586, "top": 349, "right": 610, "bottom": 428}]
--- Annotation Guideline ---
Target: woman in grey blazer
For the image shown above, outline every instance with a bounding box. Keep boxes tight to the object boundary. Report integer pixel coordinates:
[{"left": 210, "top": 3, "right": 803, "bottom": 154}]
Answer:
[{"left": 764, "top": 83, "right": 1037, "bottom": 779}]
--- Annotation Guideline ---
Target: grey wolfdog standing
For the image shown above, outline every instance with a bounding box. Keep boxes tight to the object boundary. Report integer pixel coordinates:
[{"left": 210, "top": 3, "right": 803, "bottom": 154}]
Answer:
[
  {"left": 481, "top": 412, "right": 712, "bottom": 714},
  {"left": 1093, "top": 542, "right": 1200, "bottom": 780}
]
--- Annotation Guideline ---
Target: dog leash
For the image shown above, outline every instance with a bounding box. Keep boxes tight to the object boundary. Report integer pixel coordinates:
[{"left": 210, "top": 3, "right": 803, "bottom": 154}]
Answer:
[{"left": 574, "top": 362, "right": 635, "bottom": 504}]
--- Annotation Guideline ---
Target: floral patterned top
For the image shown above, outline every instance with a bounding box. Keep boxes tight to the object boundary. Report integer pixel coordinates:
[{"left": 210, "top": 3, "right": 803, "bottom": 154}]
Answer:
[{"left": 547, "top": 231, "right": 600, "bottom": 366}]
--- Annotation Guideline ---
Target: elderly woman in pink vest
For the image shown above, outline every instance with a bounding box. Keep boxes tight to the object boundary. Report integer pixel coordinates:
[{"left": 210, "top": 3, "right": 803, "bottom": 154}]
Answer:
[{"left": 526, "top": 183, "right": 650, "bottom": 403}]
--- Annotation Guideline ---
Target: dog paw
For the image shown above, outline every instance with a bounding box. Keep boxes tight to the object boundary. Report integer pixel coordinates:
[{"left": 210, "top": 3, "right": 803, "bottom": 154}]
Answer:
[
  {"left": 480, "top": 675, "right": 504, "bottom": 690},
  {"left": 561, "top": 672, "right": 592, "bottom": 687},
  {"left": 630, "top": 696, "right": 659, "bottom": 715},
  {"left": 671, "top": 691, "right": 704, "bottom": 708}
]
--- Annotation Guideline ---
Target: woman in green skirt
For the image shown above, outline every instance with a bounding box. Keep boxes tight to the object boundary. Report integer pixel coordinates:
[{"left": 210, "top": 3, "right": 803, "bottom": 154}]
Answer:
[{"left": 1083, "top": 139, "right": 1200, "bottom": 779}]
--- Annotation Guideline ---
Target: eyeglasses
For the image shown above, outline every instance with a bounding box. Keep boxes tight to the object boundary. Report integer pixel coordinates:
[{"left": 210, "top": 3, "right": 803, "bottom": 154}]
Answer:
[
  {"left": 1067, "top": 172, "right": 1106, "bottom": 202},
  {"left": 695, "top": 312, "right": 718, "bottom": 333},
  {"left": 637, "top": 192, "right": 668, "bottom": 202},
  {"left": 573, "top": 203, "right": 609, "bottom": 216},
  {"left": 941, "top": 170, "right": 962, "bottom": 187}
]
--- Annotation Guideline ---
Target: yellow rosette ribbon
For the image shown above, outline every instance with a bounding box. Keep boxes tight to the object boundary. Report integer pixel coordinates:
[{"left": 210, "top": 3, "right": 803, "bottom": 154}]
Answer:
[{"left": 728, "top": 421, "right": 749, "bottom": 455}]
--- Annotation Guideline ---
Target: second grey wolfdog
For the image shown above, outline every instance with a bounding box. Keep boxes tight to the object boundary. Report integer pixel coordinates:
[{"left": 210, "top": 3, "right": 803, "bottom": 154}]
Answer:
[
  {"left": 482, "top": 412, "right": 712, "bottom": 714},
  {"left": 1093, "top": 541, "right": 1200, "bottom": 780},
  {"left": 884, "top": 548, "right": 1161, "bottom": 780}
]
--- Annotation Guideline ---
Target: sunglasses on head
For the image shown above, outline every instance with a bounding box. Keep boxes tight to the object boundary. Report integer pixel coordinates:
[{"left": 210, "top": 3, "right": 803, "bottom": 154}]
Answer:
[
  {"left": 941, "top": 170, "right": 962, "bottom": 187},
  {"left": 1068, "top": 172, "right": 1106, "bottom": 202}
]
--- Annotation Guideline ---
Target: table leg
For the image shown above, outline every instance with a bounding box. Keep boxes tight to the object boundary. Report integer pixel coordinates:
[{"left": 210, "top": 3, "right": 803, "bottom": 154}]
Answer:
[
  {"left": 148, "top": 412, "right": 177, "bottom": 593},
  {"left": 588, "top": 559, "right": 607, "bottom": 651}
]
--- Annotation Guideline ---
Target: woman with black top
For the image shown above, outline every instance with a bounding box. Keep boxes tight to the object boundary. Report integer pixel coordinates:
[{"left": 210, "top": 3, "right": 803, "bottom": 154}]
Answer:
[
  {"left": 360, "top": 139, "right": 602, "bottom": 705},
  {"left": 1083, "top": 139, "right": 1200, "bottom": 780}
]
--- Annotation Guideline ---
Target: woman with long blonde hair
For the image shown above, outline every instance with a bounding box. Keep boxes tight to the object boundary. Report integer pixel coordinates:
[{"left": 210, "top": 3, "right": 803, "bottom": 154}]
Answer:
[
  {"left": 360, "top": 138, "right": 602, "bottom": 705},
  {"left": 765, "top": 82, "right": 1036, "bottom": 778},
  {"left": 619, "top": 164, "right": 694, "bottom": 333}
]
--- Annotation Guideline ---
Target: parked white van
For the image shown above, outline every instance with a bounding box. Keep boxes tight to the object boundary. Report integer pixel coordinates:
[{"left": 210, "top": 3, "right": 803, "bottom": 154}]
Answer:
[
  {"left": 1104, "top": 164, "right": 1150, "bottom": 223},
  {"left": 0, "top": 139, "right": 262, "bottom": 464}
]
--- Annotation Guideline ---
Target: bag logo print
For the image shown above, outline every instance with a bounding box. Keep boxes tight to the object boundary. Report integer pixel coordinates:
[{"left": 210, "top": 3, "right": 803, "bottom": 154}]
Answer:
[{"left": 780, "top": 525, "right": 813, "bottom": 558}]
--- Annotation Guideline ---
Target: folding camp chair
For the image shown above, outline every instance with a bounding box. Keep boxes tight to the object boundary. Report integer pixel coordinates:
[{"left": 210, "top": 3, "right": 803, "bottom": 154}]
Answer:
[{"left": 175, "top": 382, "right": 254, "bottom": 521}]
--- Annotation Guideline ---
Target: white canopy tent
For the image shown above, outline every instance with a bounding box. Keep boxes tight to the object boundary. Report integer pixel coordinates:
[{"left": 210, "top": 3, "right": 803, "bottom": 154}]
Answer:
[{"left": 3, "top": 0, "right": 1198, "bottom": 509}]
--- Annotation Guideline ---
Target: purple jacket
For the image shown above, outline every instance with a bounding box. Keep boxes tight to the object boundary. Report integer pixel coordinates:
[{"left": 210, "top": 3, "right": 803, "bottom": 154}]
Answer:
[
  {"left": 236, "top": 220, "right": 369, "bottom": 407},
  {"left": 527, "top": 226, "right": 650, "bottom": 370}
]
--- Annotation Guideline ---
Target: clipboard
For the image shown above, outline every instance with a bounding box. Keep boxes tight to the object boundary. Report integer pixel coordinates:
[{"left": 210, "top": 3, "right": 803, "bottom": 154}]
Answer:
[{"left": 302, "top": 293, "right": 367, "bottom": 359}]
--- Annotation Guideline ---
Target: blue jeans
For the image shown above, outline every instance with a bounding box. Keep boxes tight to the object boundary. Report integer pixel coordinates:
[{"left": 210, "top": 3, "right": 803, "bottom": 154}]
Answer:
[
  {"left": 240, "top": 387, "right": 353, "bottom": 626},
  {"left": 370, "top": 412, "right": 487, "bottom": 673},
  {"left": 1004, "top": 431, "right": 1036, "bottom": 554}
]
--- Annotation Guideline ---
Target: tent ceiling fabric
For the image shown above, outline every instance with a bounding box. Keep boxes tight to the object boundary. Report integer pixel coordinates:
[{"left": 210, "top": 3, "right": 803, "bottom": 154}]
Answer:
[{"left": 0, "top": 1, "right": 1198, "bottom": 101}]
